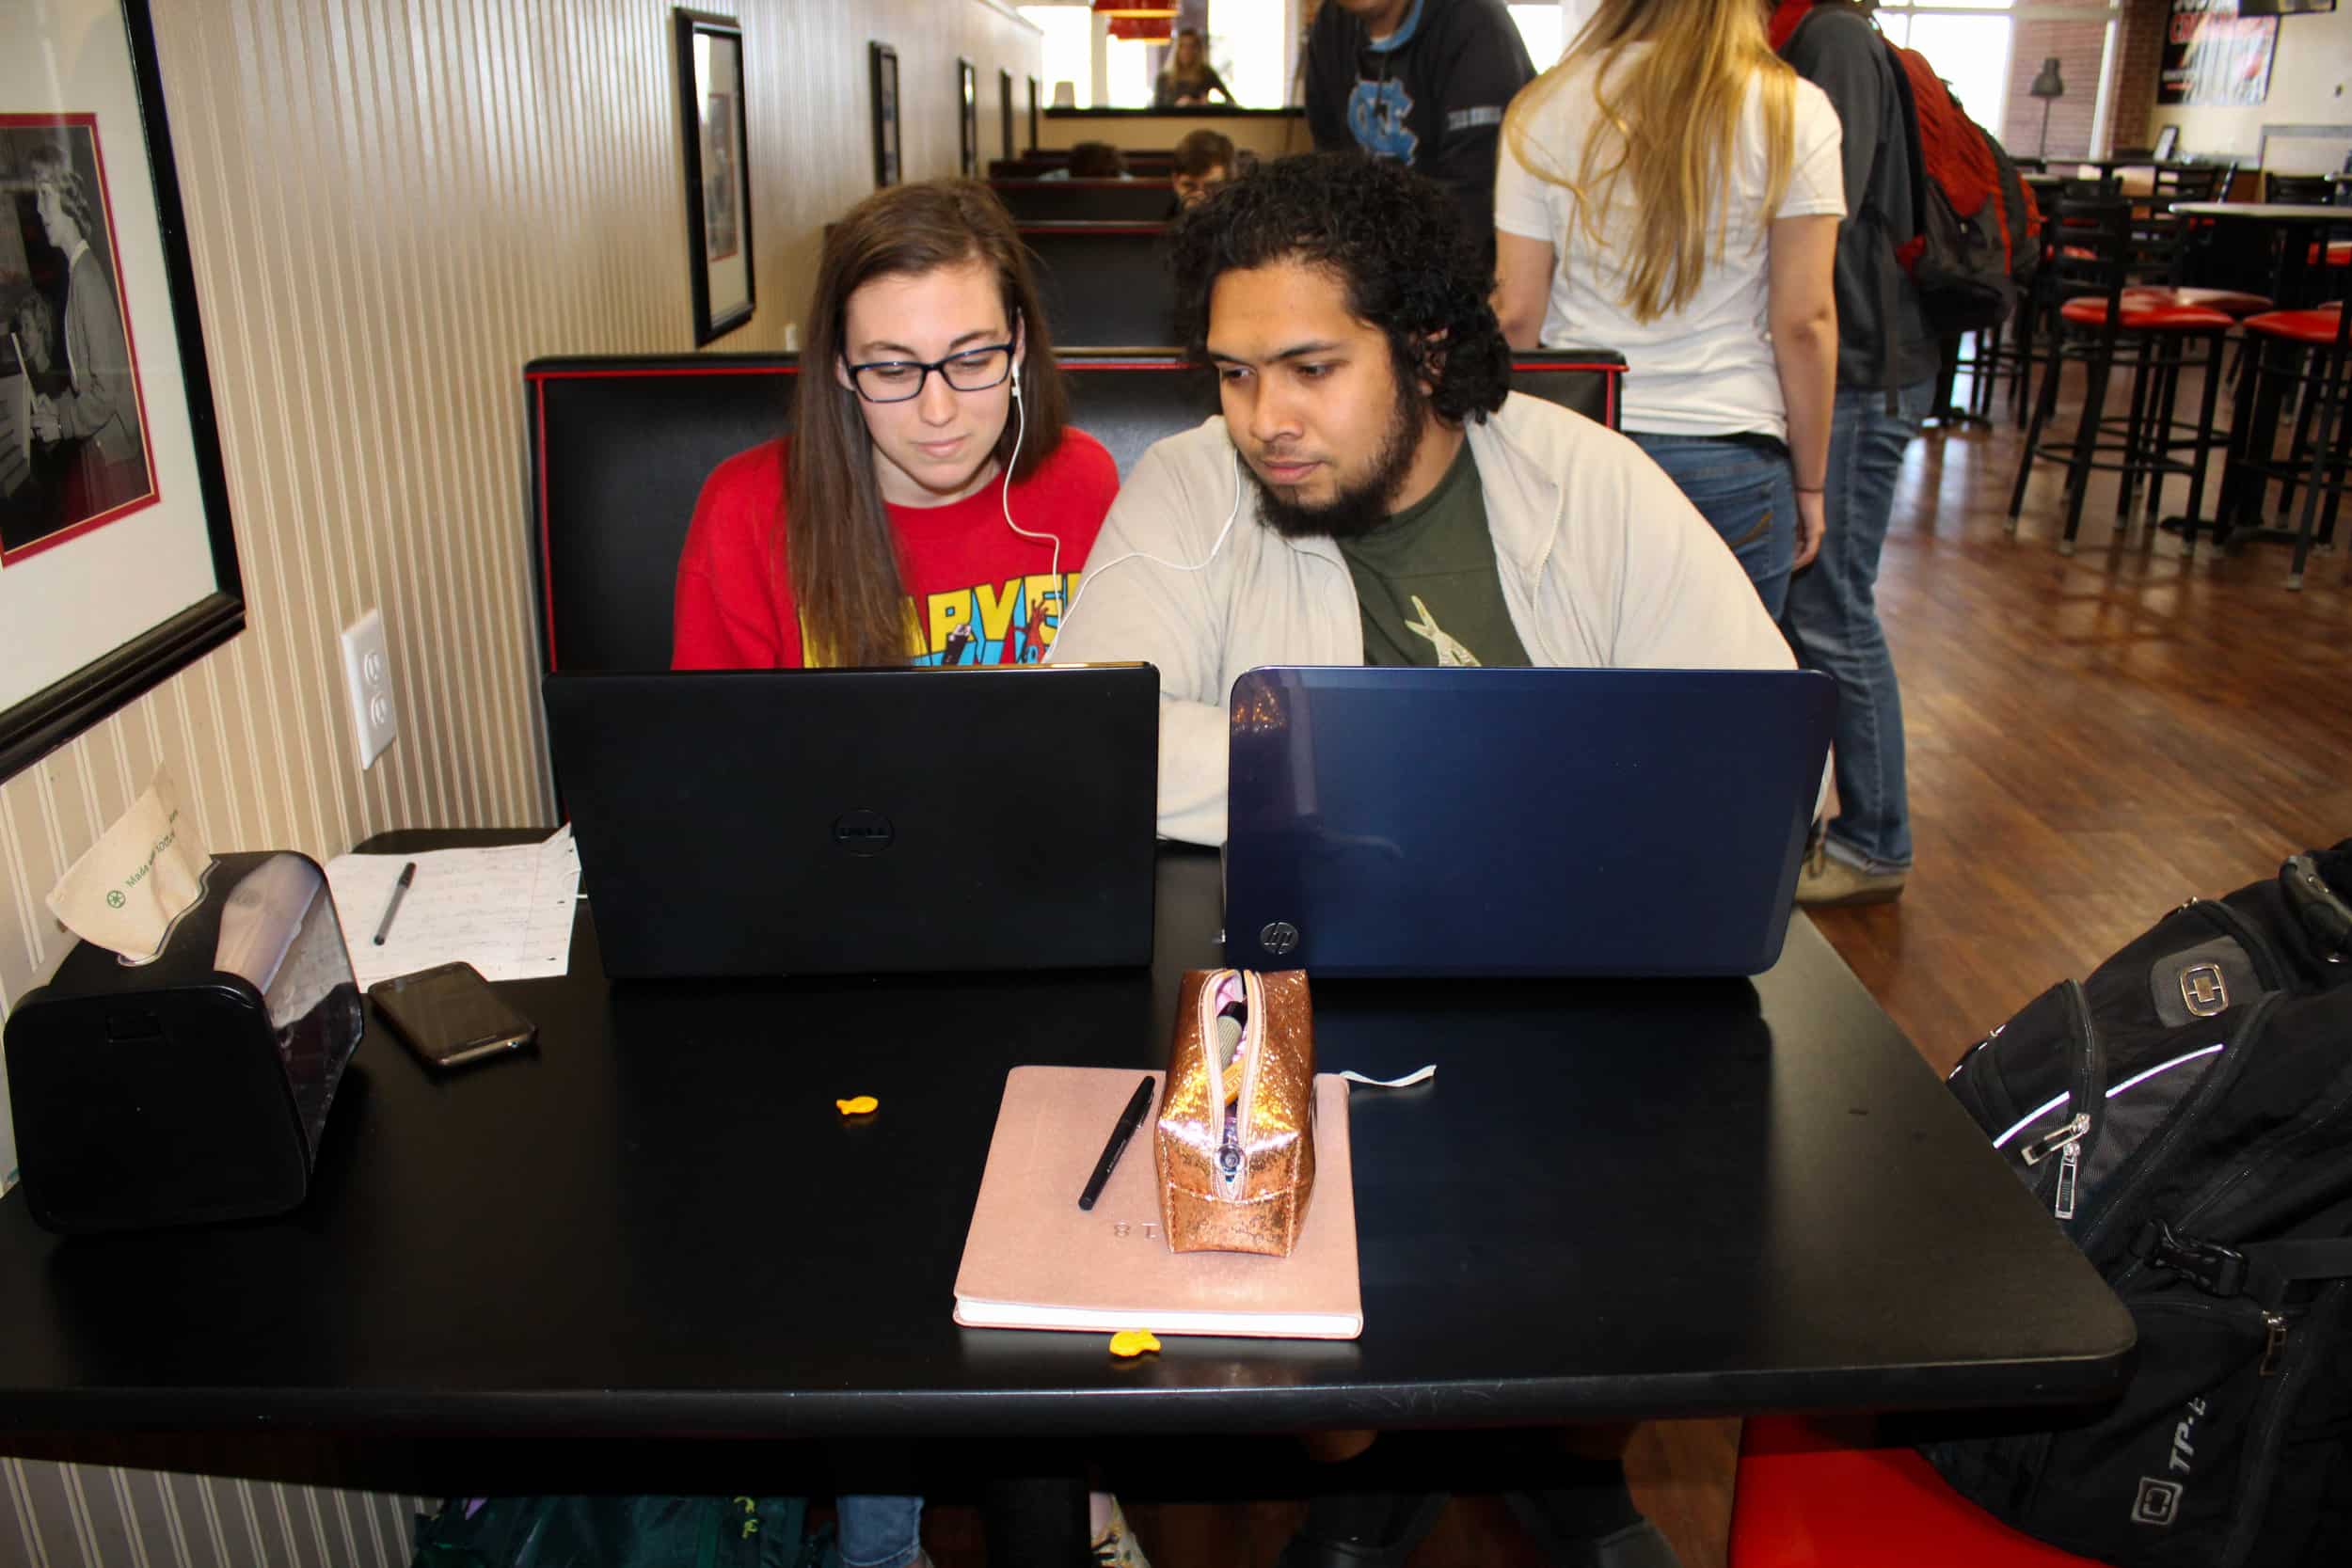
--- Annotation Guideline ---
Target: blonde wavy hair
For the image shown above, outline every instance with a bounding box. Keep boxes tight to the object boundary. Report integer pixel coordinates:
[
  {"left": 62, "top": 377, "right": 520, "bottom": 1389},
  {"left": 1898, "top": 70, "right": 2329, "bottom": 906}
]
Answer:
[{"left": 1504, "top": 0, "right": 1798, "bottom": 323}]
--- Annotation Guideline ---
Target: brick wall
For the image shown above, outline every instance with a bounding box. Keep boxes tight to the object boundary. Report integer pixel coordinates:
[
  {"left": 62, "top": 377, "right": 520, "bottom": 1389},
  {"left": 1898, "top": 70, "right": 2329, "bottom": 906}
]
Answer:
[
  {"left": 2001, "top": 19, "right": 2111, "bottom": 160},
  {"left": 2111, "top": 0, "right": 2169, "bottom": 151}
]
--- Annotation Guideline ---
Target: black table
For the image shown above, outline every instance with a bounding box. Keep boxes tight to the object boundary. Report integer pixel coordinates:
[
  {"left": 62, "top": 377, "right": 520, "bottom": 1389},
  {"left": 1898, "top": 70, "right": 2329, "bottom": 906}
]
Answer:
[{"left": 0, "top": 834, "right": 2132, "bottom": 1447}]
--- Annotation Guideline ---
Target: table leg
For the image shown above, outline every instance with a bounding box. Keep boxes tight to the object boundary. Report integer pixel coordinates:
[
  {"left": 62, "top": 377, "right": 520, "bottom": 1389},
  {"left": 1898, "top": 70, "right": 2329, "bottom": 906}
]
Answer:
[{"left": 981, "top": 1465, "right": 1093, "bottom": 1567}]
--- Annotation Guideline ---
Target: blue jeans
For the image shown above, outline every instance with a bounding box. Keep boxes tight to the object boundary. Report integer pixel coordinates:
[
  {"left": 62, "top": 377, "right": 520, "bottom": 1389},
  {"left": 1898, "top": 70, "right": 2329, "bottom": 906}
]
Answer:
[
  {"left": 838, "top": 1494, "right": 924, "bottom": 1568},
  {"left": 1777, "top": 381, "right": 1931, "bottom": 874},
  {"left": 1629, "top": 432, "right": 1797, "bottom": 618}
]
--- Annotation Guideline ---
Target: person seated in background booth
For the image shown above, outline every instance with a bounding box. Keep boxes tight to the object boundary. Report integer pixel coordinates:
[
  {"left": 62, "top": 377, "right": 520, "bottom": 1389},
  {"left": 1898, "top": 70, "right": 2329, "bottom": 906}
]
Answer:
[
  {"left": 1153, "top": 26, "right": 1235, "bottom": 109},
  {"left": 1170, "top": 128, "right": 1237, "bottom": 211},
  {"left": 1492, "top": 0, "right": 1843, "bottom": 617},
  {"left": 670, "top": 178, "right": 1147, "bottom": 1567},
  {"left": 1041, "top": 140, "right": 1133, "bottom": 181}
]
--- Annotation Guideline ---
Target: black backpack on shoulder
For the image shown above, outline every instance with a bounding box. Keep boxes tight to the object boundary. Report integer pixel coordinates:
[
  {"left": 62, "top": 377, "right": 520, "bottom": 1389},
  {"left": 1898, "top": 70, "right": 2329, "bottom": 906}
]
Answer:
[{"left": 1927, "top": 842, "right": 2352, "bottom": 1567}]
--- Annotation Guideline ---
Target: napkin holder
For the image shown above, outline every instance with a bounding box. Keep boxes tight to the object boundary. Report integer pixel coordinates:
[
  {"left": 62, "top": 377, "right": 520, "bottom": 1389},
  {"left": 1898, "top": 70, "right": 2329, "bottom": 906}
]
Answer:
[{"left": 5, "top": 850, "right": 364, "bottom": 1234}]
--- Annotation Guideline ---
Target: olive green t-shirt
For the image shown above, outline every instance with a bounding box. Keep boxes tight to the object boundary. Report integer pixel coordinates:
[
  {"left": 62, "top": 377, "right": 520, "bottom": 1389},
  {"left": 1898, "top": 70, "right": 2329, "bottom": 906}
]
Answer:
[{"left": 1336, "top": 441, "right": 1532, "bottom": 669}]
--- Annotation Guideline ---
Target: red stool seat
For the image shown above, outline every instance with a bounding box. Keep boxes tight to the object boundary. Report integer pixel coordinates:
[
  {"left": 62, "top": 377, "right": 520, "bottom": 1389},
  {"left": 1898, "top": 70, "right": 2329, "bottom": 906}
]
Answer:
[
  {"left": 2058, "top": 297, "right": 2233, "bottom": 329},
  {"left": 1728, "top": 1418, "right": 2105, "bottom": 1568},
  {"left": 2122, "top": 284, "right": 2273, "bottom": 316},
  {"left": 2244, "top": 308, "right": 2350, "bottom": 345}
]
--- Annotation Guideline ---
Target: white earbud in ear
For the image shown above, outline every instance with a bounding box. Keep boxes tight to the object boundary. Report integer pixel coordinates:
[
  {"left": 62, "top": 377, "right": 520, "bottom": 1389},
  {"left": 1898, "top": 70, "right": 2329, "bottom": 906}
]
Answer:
[{"left": 1012, "top": 361, "right": 1024, "bottom": 402}]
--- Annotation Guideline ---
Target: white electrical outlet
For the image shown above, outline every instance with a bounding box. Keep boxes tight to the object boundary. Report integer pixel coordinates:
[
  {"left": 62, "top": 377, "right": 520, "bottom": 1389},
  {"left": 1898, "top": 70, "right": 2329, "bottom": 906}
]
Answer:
[
  {"left": 784, "top": 321, "right": 800, "bottom": 353},
  {"left": 339, "top": 609, "right": 399, "bottom": 768}
]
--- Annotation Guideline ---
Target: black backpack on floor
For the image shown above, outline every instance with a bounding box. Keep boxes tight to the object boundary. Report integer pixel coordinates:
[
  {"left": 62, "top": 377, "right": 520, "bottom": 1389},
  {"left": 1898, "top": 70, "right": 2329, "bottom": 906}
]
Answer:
[{"left": 1926, "top": 842, "right": 2352, "bottom": 1567}]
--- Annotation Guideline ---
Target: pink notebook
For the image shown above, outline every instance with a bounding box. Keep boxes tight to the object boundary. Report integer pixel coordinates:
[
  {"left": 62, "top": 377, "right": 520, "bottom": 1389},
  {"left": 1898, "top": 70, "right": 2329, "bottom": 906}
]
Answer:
[{"left": 952, "top": 1065, "right": 1363, "bottom": 1339}]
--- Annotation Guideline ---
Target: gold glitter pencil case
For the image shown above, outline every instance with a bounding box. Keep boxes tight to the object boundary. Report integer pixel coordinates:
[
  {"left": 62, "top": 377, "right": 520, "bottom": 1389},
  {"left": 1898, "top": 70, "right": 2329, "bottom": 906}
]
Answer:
[{"left": 1155, "top": 967, "right": 1316, "bottom": 1256}]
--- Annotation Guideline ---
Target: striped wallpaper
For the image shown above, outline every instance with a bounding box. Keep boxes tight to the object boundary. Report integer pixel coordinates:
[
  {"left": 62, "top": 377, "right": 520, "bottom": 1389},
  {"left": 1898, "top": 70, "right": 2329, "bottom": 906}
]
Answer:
[
  {"left": 0, "top": 0, "right": 1041, "bottom": 1560},
  {"left": 4, "top": 1461, "right": 426, "bottom": 1568}
]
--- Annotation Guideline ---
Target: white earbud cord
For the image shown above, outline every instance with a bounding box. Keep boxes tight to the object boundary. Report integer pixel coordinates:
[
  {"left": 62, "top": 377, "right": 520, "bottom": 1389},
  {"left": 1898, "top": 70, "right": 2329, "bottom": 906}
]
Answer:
[
  {"left": 1056, "top": 451, "right": 1245, "bottom": 636},
  {"left": 998, "top": 367, "right": 1061, "bottom": 590}
]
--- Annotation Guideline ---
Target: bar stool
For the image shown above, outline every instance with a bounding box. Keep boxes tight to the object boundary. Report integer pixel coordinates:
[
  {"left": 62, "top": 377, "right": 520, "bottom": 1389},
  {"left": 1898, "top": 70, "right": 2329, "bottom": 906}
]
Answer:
[
  {"left": 2009, "top": 196, "right": 2236, "bottom": 555},
  {"left": 1976, "top": 177, "right": 2114, "bottom": 429},
  {"left": 1727, "top": 1418, "right": 2105, "bottom": 1568},
  {"left": 2225, "top": 297, "right": 2351, "bottom": 588}
]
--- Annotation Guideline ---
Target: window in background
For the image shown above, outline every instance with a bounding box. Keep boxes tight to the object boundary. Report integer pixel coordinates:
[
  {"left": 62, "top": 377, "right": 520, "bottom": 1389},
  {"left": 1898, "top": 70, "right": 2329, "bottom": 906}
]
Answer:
[
  {"left": 1881, "top": 10, "right": 2016, "bottom": 136},
  {"left": 1510, "top": 4, "right": 1565, "bottom": 68},
  {"left": 1209, "top": 4, "right": 1286, "bottom": 107},
  {"left": 1021, "top": 4, "right": 1092, "bottom": 108},
  {"left": 1106, "top": 34, "right": 1153, "bottom": 107}
]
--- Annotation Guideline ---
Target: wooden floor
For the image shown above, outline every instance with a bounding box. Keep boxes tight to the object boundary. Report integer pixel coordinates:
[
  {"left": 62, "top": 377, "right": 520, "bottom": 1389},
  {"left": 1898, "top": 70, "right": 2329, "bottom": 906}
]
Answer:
[{"left": 920, "top": 369, "right": 2352, "bottom": 1568}]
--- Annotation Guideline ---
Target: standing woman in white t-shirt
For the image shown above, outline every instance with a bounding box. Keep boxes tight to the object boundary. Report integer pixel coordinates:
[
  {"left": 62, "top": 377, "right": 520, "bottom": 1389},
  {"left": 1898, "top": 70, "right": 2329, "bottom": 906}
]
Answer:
[{"left": 1491, "top": 0, "right": 1842, "bottom": 615}]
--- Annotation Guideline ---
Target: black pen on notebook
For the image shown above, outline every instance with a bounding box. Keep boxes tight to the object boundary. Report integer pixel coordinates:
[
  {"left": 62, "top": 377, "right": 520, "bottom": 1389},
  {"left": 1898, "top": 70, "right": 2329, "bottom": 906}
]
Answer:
[
  {"left": 1077, "top": 1075, "right": 1156, "bottom": 1212},
  {"left": 372, "top": 862, "right": 416, "bottom": 945}
]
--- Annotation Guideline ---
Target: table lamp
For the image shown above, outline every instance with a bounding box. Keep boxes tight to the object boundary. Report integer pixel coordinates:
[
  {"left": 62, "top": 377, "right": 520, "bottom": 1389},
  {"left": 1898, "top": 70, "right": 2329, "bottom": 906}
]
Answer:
[{"left": 2030, "top": 58, "right": 2065, "bottom": 161}]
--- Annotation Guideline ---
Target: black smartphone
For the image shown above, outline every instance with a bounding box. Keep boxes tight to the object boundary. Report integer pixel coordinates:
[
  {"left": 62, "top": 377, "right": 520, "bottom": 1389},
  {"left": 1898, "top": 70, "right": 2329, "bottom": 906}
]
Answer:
[{"left": 369, "top": 961, "right": 536, "bottom": 1070}]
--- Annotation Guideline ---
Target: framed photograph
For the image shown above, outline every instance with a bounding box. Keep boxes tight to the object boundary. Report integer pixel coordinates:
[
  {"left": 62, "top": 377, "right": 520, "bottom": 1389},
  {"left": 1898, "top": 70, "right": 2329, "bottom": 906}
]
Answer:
[
  {"left": 1, "top": 0, "right": 245, "bottom": 781},
  {"left": 999, "top": 69, "right": 1015, "bottom": 164},
  {"left": 959, "top": 58, "right": 979, "bottom": 178},
  {"left": 675, "top": 9, "right": 754, "bottom": 344},
  {"left": 871, "top": 43, "right": 900, "bottom": 188},
  {"left": 1028, "top": 76, "right": 1041, "bottom": 155}
]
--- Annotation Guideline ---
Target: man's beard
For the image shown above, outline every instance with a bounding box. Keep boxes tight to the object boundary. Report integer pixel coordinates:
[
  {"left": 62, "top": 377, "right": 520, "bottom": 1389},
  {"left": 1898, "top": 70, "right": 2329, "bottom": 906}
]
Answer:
[{"left": 1248, "top": 375, "right": 1425, "bottom": 542}]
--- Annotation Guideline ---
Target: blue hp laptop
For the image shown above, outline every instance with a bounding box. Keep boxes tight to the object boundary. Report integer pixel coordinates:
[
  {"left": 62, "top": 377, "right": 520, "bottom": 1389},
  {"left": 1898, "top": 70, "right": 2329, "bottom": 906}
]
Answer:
[{"left": 1222, "top": 667, "right": 1836, "bottom": 977}]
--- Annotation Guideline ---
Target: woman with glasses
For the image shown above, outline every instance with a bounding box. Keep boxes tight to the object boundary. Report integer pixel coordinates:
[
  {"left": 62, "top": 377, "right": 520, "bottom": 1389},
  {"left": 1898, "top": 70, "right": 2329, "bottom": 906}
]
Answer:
[
  {"left": 1491, "top": 0, "right": 1843, "bottom": 618},
  {"left": 675, "top": 180, "right": 1117, "bottom": 671},
  {"left": 669, "top": 181, "right": 1141, "bottom": 1568}
]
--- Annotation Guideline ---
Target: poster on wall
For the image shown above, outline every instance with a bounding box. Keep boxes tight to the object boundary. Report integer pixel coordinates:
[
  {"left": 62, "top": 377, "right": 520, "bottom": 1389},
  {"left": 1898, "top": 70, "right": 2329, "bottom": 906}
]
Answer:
[
  {"left": 2160, "top": 0, "right": 2280, "bottom": 106},
  {"left": 1, "top": 0, "right": 246, "bottom": 782}
]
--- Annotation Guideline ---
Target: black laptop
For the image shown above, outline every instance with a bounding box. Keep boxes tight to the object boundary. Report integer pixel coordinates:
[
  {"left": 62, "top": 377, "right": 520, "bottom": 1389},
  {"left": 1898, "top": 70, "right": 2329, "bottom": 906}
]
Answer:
[{"left": 543, "top": 666, "right": 1159, "bottom": 978}]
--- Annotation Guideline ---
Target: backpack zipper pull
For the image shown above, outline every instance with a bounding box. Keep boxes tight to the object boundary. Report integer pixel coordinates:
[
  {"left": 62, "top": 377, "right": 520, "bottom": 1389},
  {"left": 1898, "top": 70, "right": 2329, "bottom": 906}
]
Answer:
[
  {"left": 2054, "top": 1139, "right": 2081, "bottom": 1220},
  {"left": 2260, "top": 1312, "right": 2287, "bottom": 1377},
  {"left": 2020, "top": 1112, "right": 2090, "bottom": 1166}
]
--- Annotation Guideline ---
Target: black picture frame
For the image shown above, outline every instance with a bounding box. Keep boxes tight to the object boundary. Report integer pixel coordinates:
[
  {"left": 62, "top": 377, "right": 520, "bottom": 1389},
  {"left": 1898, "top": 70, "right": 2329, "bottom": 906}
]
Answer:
[
  {"left": 1027, "top": 76, "right": 1041, "bottom": 155},
  {"left": 959, "top": 58, "right": 979, "bottom": 178},
  {"left": 675, "top": 9, "right": 755, "bottom": 344},
  {"left": 1, "top": 0, "right": 246, "bottom": 782},
  {"left": 871, "top": 42, "right": 900, "bottom": 188},
  {"left": 999, "top": 69, "right": 1015, "bottom": 163}
]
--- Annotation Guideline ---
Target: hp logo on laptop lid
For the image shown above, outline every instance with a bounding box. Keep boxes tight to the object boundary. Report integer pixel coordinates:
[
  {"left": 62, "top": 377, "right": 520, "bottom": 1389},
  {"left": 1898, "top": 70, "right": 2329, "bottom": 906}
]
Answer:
[{"left": 1259, "top": 922, "right": 1299, "bottom": 958}]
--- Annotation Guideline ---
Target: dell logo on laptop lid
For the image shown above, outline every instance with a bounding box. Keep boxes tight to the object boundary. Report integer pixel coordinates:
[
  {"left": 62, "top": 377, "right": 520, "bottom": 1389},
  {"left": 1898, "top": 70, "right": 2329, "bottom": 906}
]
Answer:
[{"left": 832, "top": 810, "right": 895, "bottom": 855}]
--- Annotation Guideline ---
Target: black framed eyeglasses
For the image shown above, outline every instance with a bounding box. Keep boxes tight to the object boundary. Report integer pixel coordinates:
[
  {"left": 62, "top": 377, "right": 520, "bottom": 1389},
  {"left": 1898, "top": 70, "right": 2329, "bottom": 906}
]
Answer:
[{"left": 842, "top": 343, "right": 1016, "bottom": 403}]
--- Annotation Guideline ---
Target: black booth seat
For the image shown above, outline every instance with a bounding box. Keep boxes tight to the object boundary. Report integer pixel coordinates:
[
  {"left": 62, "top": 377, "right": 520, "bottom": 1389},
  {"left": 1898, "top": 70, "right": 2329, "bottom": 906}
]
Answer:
[
  {"left": 1017, "top": 222, "right": 1177, "bottom": 347},
  {"left": 993, "top": 154, "right": 1176, "bottom": 181},
  {"left": 523, "top": 348, "right": 1626, "bottom": 677},
  {"left": 993, "top": 179, "right": 1177, "bottom": 224}
]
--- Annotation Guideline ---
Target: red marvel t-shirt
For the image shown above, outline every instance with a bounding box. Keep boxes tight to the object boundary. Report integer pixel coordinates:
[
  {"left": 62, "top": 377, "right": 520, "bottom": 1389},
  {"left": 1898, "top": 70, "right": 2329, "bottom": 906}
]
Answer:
[{"left": 671, "top": 430, "right": 1117, "bottom": 668}]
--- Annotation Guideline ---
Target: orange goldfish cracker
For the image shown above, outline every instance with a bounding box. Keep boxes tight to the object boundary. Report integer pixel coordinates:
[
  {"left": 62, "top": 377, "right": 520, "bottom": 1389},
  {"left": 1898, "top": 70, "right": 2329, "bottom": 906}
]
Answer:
[
  {"left": 1107, "top": 1329, "right": 1161, "bottom": 1358},
  {"left": 834, "top": 1095, "right": 879, "bottom": 1117}
]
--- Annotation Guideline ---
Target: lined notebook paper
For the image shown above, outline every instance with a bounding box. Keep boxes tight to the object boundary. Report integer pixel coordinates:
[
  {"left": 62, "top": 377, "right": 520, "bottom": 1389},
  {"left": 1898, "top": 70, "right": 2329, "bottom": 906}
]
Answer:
[{"left": 325, "top": 827, "right": 580, "bottom": 990}]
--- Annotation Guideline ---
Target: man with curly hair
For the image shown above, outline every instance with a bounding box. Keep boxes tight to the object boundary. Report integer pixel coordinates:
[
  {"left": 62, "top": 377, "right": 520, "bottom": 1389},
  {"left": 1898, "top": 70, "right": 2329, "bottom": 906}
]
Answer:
[{"left": 1054, "top": 153, "right": 1795, "bottom": 857}]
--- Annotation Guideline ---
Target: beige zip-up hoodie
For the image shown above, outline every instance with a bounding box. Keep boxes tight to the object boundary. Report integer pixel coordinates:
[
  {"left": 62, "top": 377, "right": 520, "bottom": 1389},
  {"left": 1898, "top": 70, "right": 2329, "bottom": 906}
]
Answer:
[{"left": 1050, "top": 392, "right": 1798, "bottom": 846}]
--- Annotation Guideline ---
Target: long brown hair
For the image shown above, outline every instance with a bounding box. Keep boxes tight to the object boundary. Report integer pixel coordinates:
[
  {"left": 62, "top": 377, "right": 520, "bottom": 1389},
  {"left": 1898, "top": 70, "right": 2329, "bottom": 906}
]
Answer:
[
  {"left": 1503, "top": 0, "right": 1797, "bottom": 323},
  {"left": 787, "top": 180, "right": 1072, "bottom": 667}
]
